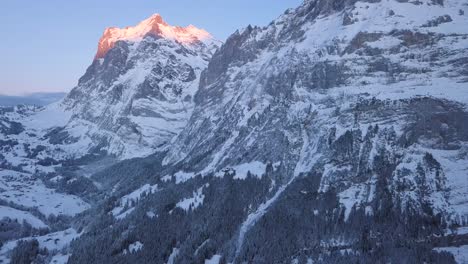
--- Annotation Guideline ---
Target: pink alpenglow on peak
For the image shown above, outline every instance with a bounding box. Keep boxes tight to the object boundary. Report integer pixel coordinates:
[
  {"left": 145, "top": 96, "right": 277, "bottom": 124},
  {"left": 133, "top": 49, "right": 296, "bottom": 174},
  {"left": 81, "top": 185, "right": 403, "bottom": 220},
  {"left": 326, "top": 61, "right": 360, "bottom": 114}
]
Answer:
[{"left": 95, "top": 14, "right": 215, "bottom": 59}]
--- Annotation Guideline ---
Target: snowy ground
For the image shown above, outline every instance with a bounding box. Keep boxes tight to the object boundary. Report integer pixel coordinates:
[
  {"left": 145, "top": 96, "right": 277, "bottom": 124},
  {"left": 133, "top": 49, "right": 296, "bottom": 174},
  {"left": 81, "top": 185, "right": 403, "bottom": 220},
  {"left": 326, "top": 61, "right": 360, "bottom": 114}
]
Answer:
[
  {"left": 0, "top": 170, "right": 90, "bottom": 217},
  {"left": 0, "top": 206, "right": 47, "bottom": 229},
  {"left": 0, "top": 228, "right": 79, "bottom": 264},
  {"left": 111, "top": 184, "right": 159, "bottom": 219},
  {"left": 176, "top": 184, "right": 208, "bottom": 211},
  {"left": 434, "top": 245, "right": 468, "bottom": 264}
]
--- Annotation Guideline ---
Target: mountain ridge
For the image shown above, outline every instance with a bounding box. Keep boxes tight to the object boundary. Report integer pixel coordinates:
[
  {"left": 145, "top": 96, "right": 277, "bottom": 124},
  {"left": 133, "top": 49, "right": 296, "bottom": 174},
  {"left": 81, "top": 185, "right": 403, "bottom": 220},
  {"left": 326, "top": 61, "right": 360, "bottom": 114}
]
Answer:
[
  {"left": 1, "top": 1, "right": 468, "bottom": 263},
  {"left": 95, "top": 13, "right": 219, "bottom": 59}
]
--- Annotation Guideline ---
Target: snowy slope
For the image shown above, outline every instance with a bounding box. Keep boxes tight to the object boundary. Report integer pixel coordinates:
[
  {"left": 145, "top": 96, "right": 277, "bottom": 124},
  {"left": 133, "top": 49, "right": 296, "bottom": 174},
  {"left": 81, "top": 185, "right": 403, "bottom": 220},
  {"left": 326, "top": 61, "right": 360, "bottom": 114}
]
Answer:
[
  {"left": 0, "top": 13, "right": 220, "bottom": 225},
  {"left": 0, "top": 170, "right": 89, "bottom": 217},
  {"left": 0, "top": 206, "right": 47, "bottom": 229},
  {"left": 61, "top": 14, "right": 221, "bottom": 159},
  {"left": 2, "top": 1, "right": 468, "bottom": 263},
  {"left": 0, "top": 14, "right": 220, "bottom": 263},
  {"left": 162, "top": 0, "right": 468, "bottom": 220},
  {"left": 146, "top": 0, "right": 468, "bottom": 261}
]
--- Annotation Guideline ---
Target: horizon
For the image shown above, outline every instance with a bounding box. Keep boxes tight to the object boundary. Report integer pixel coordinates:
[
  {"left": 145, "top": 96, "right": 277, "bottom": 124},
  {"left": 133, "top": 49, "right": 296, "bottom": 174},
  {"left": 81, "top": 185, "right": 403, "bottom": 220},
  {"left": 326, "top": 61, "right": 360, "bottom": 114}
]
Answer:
[{"left": 0, "top": 0, "right": 302, "bottom": 96}]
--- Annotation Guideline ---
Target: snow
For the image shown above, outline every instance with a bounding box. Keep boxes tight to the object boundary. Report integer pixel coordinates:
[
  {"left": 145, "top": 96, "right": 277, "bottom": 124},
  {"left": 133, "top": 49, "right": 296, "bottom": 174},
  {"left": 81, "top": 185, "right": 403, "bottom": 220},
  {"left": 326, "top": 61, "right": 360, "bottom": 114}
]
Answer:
[
  {"left": 0, "top": 228, "right": 79, "bottom": 263},
  {"left": 49, "top": 254, "right": 71, "bottom": 264},
  {"left": 0, "top": 1, "right": 467, "bottom": 263},
  {"left": 215, "top": 161, "right": 267, "bottom": 179},
  {"left": 173, "top": 161, "right": 267, "bottom": 183},
  {"left": 120, "top": 184, "right": 158, "bottom": 205},
  {"left": 161, "top": 174, "right": 172, "bottom": 182},
  {"left": 327, "top": 78, "right": 468, "bottom": 107},
  {"left": 455, "top": 227, "right": 468, "bottom": 236},
  {"left": 174, "top": 171, "right": 196, "bottom": 184},
  {"left": 446, "top": 226, "right": 468, "bottom": 236},
  {"left": 129, "top": 241, "right": 143, "bottom": 252},
  {"left": 176, "top": 185, "right": 207, "bottom": 211},
  {"left": 49, "top": 176, "right": 64, "bottom": 183},
  {"left": 366, "top": 36, "right": 402, "bottom": 49},
  {"left": 112, "top": 184, "right": 159, "bottom": 219},
  {"left": 339, "top": 192, "right": 358, "bottom": 220},
  {"left": 205, "top": 255, "right": 222, "bottom": 264},
  {"left": 235, "top": 173, "right": 299, "bottom": 259},
  {"left": 146, "top": 211, "right": 156, "bottom": 219},
  {"left": 418, "top": 146, "right": 468, "bottom": 220},
  {"left": 0, "top": 170, "right": 90, "bottom": 217},
  {"left": 0, "top": 206, "right": 48, "bottom": 229},
  {"left": 123, "top": 241, "right": 143, "bottom": 255},
  {"left": 167, "top": 248, "right": 179, "bottom": 264},
  {"left": 434, "top": 245, "right": 468, "bottom": 264},
  {"left": 294, "top": 126, "right": 321, "bottom": 176},
  {"left": 338, "top": 184, "right": 369, "bottom": 221},
  {"left": 97, "top": 14, "right": 217, "bottom": 59},
  {"left": 231, "top": 161, "right": 267, "bottom": 179},
  {"left": 114, "top": 208, "right": 135, "bottom": 220},
  {"left": 199, "top": 131, "right": 240, "bottom": 176},
  {"left": 32, "top": 228, "right": 79, "bottom": 251},
  {"left": 59, "top": 25, "right": 215, "bottom": 160},
  {"left": 21, "top": 102, "right": 71, "bottom": 130}
]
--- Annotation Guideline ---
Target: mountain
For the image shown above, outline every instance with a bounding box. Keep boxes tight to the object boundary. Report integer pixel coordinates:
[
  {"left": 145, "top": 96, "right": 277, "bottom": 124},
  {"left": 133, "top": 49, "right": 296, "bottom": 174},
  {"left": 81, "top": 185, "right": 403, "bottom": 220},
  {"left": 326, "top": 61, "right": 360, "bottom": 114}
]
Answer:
[
  {"left": 0, "top": 13, "right": 221, "bottom": 172},
  {"left": 0, "top": 92, "right": 66, "bottom": 106},
  {"left": 62, "top": 14, "right": 221, "bottom": 158},
  {"left": 67, "top": 0, "right": 468, "bottom": 263},
  {"left": 0, "top": 14, "right": 221, "bottom": 264},
  {"left": 2, "top": 1, "right": 468, "bottom": 263}
]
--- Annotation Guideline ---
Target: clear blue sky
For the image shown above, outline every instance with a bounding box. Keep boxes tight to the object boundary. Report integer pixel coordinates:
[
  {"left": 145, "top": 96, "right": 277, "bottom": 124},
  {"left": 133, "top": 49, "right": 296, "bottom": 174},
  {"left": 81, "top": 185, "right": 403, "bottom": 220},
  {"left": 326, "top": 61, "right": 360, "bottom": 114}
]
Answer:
[{"left": 0, "top": 0, "right": 302, "bottom": 95}]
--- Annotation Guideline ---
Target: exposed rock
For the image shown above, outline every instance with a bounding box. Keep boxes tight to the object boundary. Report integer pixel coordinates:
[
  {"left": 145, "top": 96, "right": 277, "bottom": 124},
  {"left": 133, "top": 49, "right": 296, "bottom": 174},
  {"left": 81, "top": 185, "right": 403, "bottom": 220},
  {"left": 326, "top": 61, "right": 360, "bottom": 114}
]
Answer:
[{"left": 422, "top": 15, "right": 453, "bottom": 27}]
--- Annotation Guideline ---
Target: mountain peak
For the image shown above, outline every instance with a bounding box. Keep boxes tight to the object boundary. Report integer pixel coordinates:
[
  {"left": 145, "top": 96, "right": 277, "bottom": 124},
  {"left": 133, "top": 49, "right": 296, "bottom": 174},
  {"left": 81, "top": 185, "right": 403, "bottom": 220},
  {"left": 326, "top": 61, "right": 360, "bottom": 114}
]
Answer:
[
  {"left": 95, "top": 13, "right": 215, "bottom": 59},
  {"left": 146, "top": 13, "right": 166, "bottom": 25}
]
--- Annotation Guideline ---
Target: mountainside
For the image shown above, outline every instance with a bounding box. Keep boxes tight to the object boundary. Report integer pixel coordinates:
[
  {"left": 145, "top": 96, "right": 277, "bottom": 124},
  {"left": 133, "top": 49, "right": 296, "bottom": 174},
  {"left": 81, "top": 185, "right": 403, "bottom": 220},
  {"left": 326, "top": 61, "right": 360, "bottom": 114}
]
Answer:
[
  {"left": 1, "top": 0, "right": 468, "bottom": 263},
  {"left": 0, "top": 15, "right": 221, "bottom": 264},
  {"left": 0, "top": 14, "right": 220, "bottom": 171},
  {"left": 62, "top": 14, "right": 220, "bottom": 158}
]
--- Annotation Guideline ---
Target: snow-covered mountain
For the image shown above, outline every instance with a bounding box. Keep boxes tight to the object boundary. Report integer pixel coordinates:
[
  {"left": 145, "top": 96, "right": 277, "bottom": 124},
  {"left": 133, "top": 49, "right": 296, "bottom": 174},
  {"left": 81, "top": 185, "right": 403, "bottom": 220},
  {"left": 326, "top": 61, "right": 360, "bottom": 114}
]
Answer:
[
  {"left": 0, "top": 15, "right": 221, "bottom": 263},
  {"left": 0, "top": 14, "right": 221, "bottom": 169},
  {"left": 2, "top": 1, "right": 468, "bottom": 263},
  {"left": 167, "top": 0, "right": 468, "bottom": 176},
  {"left": 161, "top": 0, "right": 468, "bottom": 225},
  {"left": 62, "top": 14, "right": 220, "bottom": 158}
]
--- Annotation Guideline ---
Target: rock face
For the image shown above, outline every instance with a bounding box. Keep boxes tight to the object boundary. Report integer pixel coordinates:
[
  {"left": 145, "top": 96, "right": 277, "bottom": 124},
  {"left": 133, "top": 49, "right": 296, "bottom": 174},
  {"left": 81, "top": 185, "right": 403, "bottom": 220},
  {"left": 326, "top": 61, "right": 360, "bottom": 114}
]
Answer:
[
  {"left": 165, "top": 0, "right": 468, "bottom": 176},
  {"left": 61, "top": 14, "right": 220, "bottom": 158},
  {"left": 2, "top": 0, "right": 468, "bottom": 263},
  {"left": 68, "top": 0, "right": 468, "bottom": 263},
  {"left": 64, "top": 0, "right": 468, "bottom": 263},
  {"left": 94, "top": 14, "right": 214, "bottom": 59},
  {"left": 0, "top": 15, "right": 220, "bottom": 263},
  {"left": 1, "top": 14, "right": 220, "bottom": 162}
]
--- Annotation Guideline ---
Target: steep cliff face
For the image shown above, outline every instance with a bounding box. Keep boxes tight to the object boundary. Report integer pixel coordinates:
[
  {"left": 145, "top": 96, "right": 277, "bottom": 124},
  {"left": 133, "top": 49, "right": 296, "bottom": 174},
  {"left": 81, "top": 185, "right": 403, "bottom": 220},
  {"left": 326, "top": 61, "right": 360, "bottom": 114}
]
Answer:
[
  {"left": 2, "top": 1, "right": 468, "bottom": 263},
  {"left": 166, "top": 0, "right": 468, "bottom": 173},
  {"left": 61, "top": 14, "right": 220, "bottom": 158},
  {"left": 161, "top": 0, "right": 468, "bottom": 216},
  {"left": 0, "top": 15, "right": 220, "bottom": 263},
  {"left": 1, "top": 14, "right": 220, "bottom": 164},
  {"left": 64, "top": 1, "right": 468, "bottom": 263},
  {"left": 93, "top": 14, "right": 214, "bottom": 59}
]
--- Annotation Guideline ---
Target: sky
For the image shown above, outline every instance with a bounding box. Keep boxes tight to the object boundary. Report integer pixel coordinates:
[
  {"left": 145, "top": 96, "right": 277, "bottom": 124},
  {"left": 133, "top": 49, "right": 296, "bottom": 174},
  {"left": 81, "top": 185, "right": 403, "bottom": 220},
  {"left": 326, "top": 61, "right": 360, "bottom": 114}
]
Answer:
[{"left": 0, "top": 0, "right": 302, "bottom": 96}]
